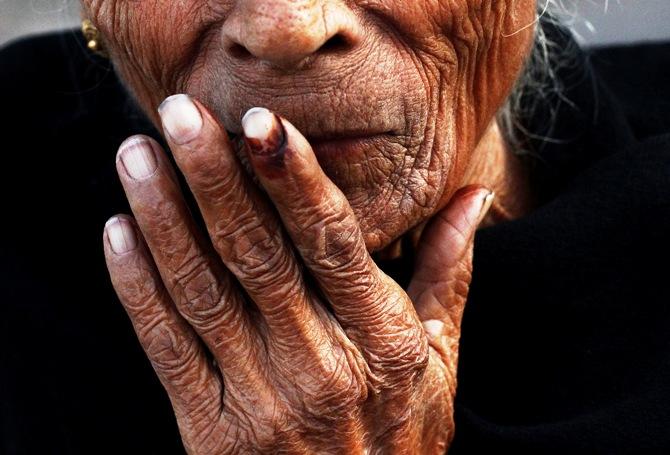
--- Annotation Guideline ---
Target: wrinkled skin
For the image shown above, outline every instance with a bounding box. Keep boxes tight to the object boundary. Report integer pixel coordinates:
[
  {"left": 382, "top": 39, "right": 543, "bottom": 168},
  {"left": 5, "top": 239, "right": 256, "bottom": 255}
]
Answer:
[{"left": 92, "top": 0, "right": 536, "bottom": 452}]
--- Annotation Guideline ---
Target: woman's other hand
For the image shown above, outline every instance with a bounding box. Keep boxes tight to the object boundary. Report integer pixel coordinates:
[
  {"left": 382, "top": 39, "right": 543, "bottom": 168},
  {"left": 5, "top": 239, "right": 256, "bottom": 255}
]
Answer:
[{"left": 103, "top": 94, "right": 493, "bottom": 454}]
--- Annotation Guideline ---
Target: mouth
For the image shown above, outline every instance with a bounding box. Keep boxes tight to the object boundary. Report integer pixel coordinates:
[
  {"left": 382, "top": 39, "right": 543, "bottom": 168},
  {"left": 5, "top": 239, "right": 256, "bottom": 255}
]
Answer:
[
  {"left": 229, "top": 128, "right": 394, "bottom": 159},
  {"left": 307, "top": 130, "right": 390, "bottom": 145},
  {"left": 307, "top": 133, "right": 392, "bottom": 159}
]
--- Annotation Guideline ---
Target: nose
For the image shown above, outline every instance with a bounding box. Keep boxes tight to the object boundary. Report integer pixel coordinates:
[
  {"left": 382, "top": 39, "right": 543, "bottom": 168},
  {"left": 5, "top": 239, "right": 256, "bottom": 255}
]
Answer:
[{"left": 222, "top": 0, "right": 361, "bottom": 70}]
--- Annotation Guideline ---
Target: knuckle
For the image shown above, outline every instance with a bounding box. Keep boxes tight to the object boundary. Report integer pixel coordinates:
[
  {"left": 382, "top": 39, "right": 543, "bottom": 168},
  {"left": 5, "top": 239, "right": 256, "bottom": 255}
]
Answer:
[
  {"left": 240, "top": 246, "right": 300, "bottom": 299},
  {"left": 184, "top": 411, "right": 235, "bottom": 454},
  {"left": 300, "top": 346, "right": 368, "bottom": 419},
  {"left": 129, "top": 288, "right": 169, "bottom": 328},
  {"left": 302, "top": 208, "right": 368, "bottom": 274},
  {"left": 169, "top": 253, "right": 235, "bottom": 329},
  {"left": 450, "top": 268, "right": 472, "bottom": 302},
  {"left": 218, "top": 224, "right": 280, "bottom": 278},
  {"left": 243, "top": 243, "right": 284, "bottom": 279},
  {"left": 211, "top": 211, "right": 303, "bottom": 299},
  {"left": 211, "top": 206, "right": 276, "bottom": 264},
  {"left": 143, "top": 321, "right": 200, "bottom": 379},
  {"left": 224, "top": 396, "right": 289, "bottom": 452},
  {"left": 130, "top": 285, "right": 164, "bottom": 314},
  {"left": 113, "top": 257, "right": 164, "bottom": 314},
  {"left": 361, "top": 291, "right": 430, "bottom": 382},
  {"left": 372, "top": 324, "right": 430, "bottom": 385},
  {"left": 187, "top": 415, "right": 242, "bottom": 454},
  {"left": 397, "top": 326, "right": 431, "bottom": 374}
]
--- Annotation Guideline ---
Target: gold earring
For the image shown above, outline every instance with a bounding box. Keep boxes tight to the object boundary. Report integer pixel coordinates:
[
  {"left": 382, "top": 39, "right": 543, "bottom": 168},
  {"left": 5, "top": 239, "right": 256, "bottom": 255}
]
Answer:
[{"left": 81, "top": 19, "right": 108, "bottom": 58}]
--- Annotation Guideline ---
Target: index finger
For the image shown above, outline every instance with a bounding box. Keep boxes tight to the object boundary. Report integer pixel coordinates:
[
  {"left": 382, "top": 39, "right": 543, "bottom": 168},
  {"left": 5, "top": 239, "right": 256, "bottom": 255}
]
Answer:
[{"left": 241, "top": 108, "right": 426, "bottom": 367}]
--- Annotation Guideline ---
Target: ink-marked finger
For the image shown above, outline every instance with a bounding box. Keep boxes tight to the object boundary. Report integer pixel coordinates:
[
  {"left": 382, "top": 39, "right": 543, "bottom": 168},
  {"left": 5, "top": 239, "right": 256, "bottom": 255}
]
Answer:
[{"left": 242, "top": 108, "right": 424, "bottom": 367}]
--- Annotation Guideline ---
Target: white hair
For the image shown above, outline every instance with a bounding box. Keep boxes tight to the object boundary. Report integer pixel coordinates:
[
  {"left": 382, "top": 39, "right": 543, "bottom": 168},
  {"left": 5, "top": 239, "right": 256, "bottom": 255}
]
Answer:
[{"left": 498, "top": 0, "right": 582, "bottom": 155}]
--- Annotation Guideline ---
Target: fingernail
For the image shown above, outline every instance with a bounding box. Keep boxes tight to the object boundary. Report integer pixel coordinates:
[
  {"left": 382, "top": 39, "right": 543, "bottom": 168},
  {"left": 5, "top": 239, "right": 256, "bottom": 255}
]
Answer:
[
  {"left": 242, "top": 107, "right": 286, "bottom": 156},
  {"left": 118, "top": 137, "right": 158, "bottom": 180},
  {"left": 477, "top": 191, "right": 495, "bottom": 225},
  {"left": 158, "top": 94, "right": 203, "bottom": 144},
  {"left": 105, "top": 217, "right": 138, "bottom": 254}
]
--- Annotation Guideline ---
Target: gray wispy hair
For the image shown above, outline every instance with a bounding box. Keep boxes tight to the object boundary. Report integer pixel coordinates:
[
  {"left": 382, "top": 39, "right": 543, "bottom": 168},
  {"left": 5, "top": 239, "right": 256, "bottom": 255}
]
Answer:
[{"left": 498, "top": 0, "right": 580, "bottom": 155}]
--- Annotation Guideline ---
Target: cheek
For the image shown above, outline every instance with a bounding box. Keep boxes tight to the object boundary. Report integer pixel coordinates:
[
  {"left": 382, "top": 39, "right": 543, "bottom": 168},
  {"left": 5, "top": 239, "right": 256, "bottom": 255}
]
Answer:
[
  {"left": 366, "top": 0, "right": 535, "bottom": 212},
  {"left": 460, "top": 0, "right": 536, "bottom": 135},
  {"left": 81, "top": 0, "right": 222, "bottom": 115},
  {"left": 372, "top": 0, "right": 534, "bottom": 128}
]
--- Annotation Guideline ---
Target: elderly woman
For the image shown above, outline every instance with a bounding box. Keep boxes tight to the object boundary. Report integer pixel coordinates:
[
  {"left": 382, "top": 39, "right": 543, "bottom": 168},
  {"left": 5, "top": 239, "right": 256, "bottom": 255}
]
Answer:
[{"left": 2, "top": 0, "right": 670, "bottom": 453}]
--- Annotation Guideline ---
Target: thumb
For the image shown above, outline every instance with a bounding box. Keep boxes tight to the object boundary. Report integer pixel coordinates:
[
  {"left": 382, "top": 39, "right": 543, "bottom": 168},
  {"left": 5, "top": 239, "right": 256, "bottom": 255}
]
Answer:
[{"left": 407, "top": 185, "right": 494, "bottom": 338}]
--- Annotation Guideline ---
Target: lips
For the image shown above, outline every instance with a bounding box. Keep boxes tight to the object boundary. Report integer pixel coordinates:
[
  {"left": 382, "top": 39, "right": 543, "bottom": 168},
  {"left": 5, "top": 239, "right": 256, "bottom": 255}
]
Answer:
[
  {"left": 229, "top": 121, "right": 395, "bottom": 160},
  {"left": 213, "top": 87, "right": 405, "bottom": 149},
  {"left": 227, "top": 112, "right": 399, "bottom": 143},
  {"left": 307, "top": 130, "right": 390, "bottom": 144},
  {"left": 229, "top": 132, "right": 392, "bottom": 172},
  {"left": 307, "top": 133, "right": 392, "bottom": 159}
]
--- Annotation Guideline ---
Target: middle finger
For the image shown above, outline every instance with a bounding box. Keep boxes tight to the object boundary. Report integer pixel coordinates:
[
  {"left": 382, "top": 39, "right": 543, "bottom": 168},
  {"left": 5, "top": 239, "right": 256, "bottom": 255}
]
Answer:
[{"left": 157, "top": 94, "right": 328, "bottom": 349}]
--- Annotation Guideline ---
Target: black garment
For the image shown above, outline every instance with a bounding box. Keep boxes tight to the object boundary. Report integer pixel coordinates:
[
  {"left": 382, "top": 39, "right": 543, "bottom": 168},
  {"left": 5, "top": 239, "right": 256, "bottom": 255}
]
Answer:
[{"left": 0, "top": 28, "right": 669, "bottom": 454}]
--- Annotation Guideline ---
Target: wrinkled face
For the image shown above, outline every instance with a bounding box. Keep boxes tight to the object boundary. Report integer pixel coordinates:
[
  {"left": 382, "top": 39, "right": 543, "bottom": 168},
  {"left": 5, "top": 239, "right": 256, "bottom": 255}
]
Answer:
[{"left": 82, "top": 0, "right": 535, "bottom": 251}]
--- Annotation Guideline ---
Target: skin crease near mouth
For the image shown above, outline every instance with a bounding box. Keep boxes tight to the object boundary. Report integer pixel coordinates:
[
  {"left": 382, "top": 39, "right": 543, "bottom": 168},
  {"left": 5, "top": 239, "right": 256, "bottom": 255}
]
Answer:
[{"left": 82, "top": 0, "right": 537, "bottom": 253}]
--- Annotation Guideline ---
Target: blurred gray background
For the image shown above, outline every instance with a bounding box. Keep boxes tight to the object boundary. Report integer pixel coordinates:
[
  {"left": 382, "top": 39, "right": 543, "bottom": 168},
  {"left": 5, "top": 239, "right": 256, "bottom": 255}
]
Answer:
[{"left": 1, "top": 0, "right": 669, "bottom": 48}]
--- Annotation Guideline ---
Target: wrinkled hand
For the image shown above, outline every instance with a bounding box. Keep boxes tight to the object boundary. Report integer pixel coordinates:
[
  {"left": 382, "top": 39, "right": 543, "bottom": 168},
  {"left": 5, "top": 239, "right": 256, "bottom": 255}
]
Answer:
[{"left": 103, "top": 95, "right": 493, "bottom": 454}]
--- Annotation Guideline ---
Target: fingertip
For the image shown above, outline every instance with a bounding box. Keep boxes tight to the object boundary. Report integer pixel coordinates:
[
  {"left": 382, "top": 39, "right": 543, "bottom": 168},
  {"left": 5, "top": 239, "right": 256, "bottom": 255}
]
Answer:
[
  {"left": 104, "top": 213, "right": 136, "bottom": 227},
  {"left": 241, "top": 107, "right": 287, "bottom": 159},
  {"left": 116, "top": 134, "right": 158, "bottom": 163},
  {"left": 241, "top": 107, "right": 273, "bottom": 139},
  {"left": 115, "top": 135, "right": 163, "bottom": 183},
  {"left": 478, "top": 190, "right": 495, "bottom": 227},
  {"left": 104, "top": 215, "right": 139, "bottom": 256},
  {"left": 444, "top": 185, "right": 494, "bottom": 232},
  {"left": 158, "top": 94, "right": 204, "bottom": 145}
]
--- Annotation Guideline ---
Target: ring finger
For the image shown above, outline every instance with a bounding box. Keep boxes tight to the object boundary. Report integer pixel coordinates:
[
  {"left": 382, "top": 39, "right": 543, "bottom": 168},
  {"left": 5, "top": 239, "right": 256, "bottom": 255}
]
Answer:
[{"left": 115, "top": 134, "right": 267, "bottom": 386}]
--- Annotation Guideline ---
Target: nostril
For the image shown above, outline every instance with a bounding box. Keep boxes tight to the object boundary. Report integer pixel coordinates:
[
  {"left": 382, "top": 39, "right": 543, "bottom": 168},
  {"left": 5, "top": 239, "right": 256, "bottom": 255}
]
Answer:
[
  {"left": 228, "top": 42, "right": 252, "bottom": 60},
  {"left": 320, "top": 33, "right": 351, "bottom": 54}
]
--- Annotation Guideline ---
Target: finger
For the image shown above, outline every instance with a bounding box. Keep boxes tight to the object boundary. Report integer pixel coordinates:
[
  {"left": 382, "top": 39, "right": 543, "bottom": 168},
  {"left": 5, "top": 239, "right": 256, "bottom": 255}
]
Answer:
[
  {"left": 156, "top": 95, "right": 325, "bottom": 347},
  {"left": 103, "top": 215, "right": 223, "bottom": 424},
  {"left": 157, "top": 96, "right": 370, "bottom": 423},
  {"left": 406, "top": 186, "right": 493, "bottom": 360},
  {"left": 115, "top": 134, "right": 266, "bottom": 386},
  {"left": 240, "top": 108, "right": 418, "bottom": 352}
]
